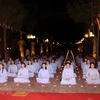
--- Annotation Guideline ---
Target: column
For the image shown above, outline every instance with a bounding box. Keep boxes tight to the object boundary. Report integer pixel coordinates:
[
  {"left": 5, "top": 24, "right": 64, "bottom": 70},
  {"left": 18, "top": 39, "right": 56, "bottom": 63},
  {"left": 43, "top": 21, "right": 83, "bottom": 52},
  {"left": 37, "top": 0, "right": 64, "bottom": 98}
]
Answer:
[
  {"left": 93, "top": 37, "right": 96, "bottom": 59},
  {"left": 40, "top": 43, "right": 43, "bottom": 54},
  {"left": 31, "top": 42, "right": 35, "bottom": 55},
  {"left": 50, "top": 43, "right": 52, "bottom": 51},
  {"left": 18, "top": 40, "right": 24, "bottom": 57},
  {"left": 46, "top": 43, "right": 48, "bottom": 52}
]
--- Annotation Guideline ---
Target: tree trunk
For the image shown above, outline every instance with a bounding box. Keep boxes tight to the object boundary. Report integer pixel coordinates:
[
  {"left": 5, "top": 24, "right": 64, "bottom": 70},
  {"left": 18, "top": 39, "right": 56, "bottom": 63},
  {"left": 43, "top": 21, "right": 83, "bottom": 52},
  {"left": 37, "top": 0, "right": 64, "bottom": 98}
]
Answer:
[{"left": 4, "top": 27, "right": 7, "bottom": 63}]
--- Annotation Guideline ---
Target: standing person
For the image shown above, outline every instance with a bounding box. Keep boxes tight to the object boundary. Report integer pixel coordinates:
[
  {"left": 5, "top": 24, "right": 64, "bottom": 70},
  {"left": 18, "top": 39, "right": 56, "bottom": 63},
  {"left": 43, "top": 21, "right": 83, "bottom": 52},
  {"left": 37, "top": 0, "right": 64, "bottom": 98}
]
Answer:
[
  {"left": 60, "top": 62, "right": 77, "bottom": 85},
  {"left": 36, "top": 62, "right": 50, "bottom": 84},
  {"left": 14, "top": 62, "right": 30, "bottom": 83},
  {"left": 86, "top": 62, "right": 100, "bottom": 84},
  {"left": 0, "top": 63, "right": 8, "bottom": 83}
]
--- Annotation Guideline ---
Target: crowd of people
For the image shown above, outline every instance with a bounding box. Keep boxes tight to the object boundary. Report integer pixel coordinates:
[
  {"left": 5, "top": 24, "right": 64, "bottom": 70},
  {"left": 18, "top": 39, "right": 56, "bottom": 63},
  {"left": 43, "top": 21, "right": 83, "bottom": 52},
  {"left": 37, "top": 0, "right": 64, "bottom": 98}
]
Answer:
[{"left": 0, "top": 50, "right": 100, "bottom": 85}]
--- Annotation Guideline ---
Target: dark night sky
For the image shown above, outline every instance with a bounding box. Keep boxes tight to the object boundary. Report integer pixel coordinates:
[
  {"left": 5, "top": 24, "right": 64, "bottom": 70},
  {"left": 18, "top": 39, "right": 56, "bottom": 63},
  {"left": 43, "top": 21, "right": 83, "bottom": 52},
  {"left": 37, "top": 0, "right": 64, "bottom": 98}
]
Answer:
[{"left": 20, "top": 0, "right": 86, "bottom": 43}]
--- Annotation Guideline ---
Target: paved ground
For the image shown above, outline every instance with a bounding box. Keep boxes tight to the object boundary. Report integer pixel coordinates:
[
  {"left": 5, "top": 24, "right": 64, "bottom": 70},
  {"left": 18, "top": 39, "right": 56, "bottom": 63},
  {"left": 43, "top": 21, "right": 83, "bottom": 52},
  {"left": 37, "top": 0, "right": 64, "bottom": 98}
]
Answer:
[{"left": 0, "top": 67, "right": 100, "bottom": 93}]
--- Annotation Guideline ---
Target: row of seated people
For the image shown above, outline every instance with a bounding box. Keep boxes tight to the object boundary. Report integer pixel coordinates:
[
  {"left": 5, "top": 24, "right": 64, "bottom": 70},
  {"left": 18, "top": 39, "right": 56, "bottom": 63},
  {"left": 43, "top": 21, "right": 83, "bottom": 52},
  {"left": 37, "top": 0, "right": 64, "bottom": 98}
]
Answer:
[
  {"left": 0, "top": 59, "right": 63, "bottom": 84},
  {"left": 81, "top": 58, "right": 100, "bottom": 84},
  {"left": 1, "top": 57, "right": 100, "bottom": 85}
]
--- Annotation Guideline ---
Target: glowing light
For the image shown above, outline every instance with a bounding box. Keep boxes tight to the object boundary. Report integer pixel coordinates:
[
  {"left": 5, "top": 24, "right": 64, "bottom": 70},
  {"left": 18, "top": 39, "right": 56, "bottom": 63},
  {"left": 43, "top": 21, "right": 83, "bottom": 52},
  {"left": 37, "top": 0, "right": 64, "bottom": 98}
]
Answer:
[
  {"left": 84, "top": 33, "right": 89, "bottom": 38},
  {"left": 27, "top": 34, "right": 36, "bottom": 39},
  {"left": 45, "top": 39, "right": 49, "bottom": 42},
  {"left": 90, "top": 32, "right": 94, "bottom": 37}
]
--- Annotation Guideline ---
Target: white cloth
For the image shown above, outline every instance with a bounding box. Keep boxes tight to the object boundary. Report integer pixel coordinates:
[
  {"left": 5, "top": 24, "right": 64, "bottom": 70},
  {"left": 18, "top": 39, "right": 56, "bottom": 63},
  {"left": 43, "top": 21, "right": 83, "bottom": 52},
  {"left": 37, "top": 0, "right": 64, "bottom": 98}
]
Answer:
[
  {"left": 36, "top": 69, "right": 50, "bottom": 83},
  {"left": 26, "top": 65, "right": 35, "bottom": 77},
  {"left": 47, "top": 64, "right": 54, "bottom": 78},
  {"left": 83, "top": 64, "right": 90, "bottom": 79},
  {"left": 0, "top": 69, "right": 8, "bottom": 83},
  {"left": 97, "top": 61, "right": 100, "bottom": 71},
  {"left": 86, "top": 68, "right": 100, "bottom": 84},
  {"left": 50, "top": 62, "right": 58, "bottom": 74},
  {"left": 81, "top": 62, "right": 86, "bottom": 71},
  {"left": 60, "top": 68, "right": 77, "bottom": 85},
  {"left": 7, "top": 64, "right": 18, "bottom": 77},
  {"left": 14, "top": 68, "right": 30, "bottom": 83},
  {"left": 32, "top": 62, "right": 40, "bottom": 74}
]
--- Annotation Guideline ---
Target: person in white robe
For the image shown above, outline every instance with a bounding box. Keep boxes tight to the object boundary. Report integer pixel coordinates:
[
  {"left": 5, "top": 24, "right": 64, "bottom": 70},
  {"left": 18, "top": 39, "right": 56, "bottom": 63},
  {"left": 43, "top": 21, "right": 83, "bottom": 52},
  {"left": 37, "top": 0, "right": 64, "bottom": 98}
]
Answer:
[
  {"left": 26, "top": 59, "right": 35, "bottom": 77},
  {"left": 50, "top": 58, "right": 58, "bottom": 74},
  {"left": 37, "top": 56, "right": 43, "bottom": 70},
  {"left": 60, "top": 62, "right": 77, "bottom": 85},
  {"left": 7, "top": 60, "right": 18, "bottom": 77},
  {"left": 1, "top": 59, "right": 7, "bottom": 70},
  {"left": 81, "top": 57, "right": 87, "bottom": 71},
  {"left": 46, "top": 60, "right": 54, "bottom": 78},
  {"left": 36, "top": 62, "right": 50, "bottom": 84},
  {"left": 7, "top": 58, "right": 12, "bottom": 71},
  {"left": 97, "top": 61, "right": 100, "bottom": 71},
  {"left": 0, "top": 63, "right": 8, "bottom": 83},
  {"left": 14, "top": 62, "right": 30, "bottom": 83},
  {"left": 32, "top": 58, "right": 40, "bottom": 74},
  {"left": 86, "top": 62, "right": 100, "bottom": 84},
  {"left": 16, "top": 60, "right": 21, "bottom": 71},
  {"left": 64, "top": 59, "right": 77, "bottom": 78},
  {"left": 83, "top": 59, "right": 91, "bottom": 79}
]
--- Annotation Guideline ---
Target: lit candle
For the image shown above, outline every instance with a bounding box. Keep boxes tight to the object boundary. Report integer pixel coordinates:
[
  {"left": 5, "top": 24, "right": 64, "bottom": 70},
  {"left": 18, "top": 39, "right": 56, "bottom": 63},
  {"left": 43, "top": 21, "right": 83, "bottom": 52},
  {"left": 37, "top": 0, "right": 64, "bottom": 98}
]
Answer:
[
  {"left": 28, "top": 84, "right": 31, "bottom": 86},
  {"left": 80, "top": 85, "right": 83, "bottom": 87},
  {"left": 56, "top": 78, "right": 58, "bottom": 80},
  {"left": 69, "top": 85, "right": 71, "bottom": 87},
  {"left": 4, "top": 83, "right": 7, "bottom": 86},
  {"left": 42, "top": 84, "right": 44, "bottom": 87},
  {"left": 16, "top": 84, "right": 19, "bottom": 86},
  {"left": 53, "top": 84, "right": 56, "bottom": 87},
  {"left": 94, "top": 85, "right": 97, "bottom": 88}
]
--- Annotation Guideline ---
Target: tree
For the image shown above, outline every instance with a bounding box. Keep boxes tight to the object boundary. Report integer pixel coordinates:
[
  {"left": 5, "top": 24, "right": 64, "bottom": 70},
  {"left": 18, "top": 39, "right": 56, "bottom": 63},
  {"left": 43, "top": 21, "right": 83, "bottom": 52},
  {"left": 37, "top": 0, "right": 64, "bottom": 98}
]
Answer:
[
  {"left": 0, "top": 0, "right": 27, "bottom": 62},
  {"left": 66, "top": 0, "right": 100, "bottom": 65}
]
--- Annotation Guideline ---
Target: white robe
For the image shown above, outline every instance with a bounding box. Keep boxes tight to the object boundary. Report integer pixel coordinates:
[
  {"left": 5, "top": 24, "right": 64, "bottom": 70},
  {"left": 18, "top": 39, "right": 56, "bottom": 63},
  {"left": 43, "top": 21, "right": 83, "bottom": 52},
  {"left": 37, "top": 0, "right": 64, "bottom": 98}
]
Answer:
[
  {"left": 36, "top": 69, "right": 50, "bottom": 83},
  {"left": 60, "top": 68, "right": 77, "bottom": 85},
  {"left": 83, "top": 64, "right": 90, "bottom": 79},
  {"left": 0, "top": 69, "right": 8, "bottom": 83},
  {"left": 7, "top": 64, "right": 18, "bottom": 77},
  {"left": 64, "top": 65, "right": 77, "bottom": 78},
  {"left": 47, "top": 64, "right": 54, "bottom": 78},
  {"left": 14, "top": 68, "right": 30, "bottom": 83},
  {"left": 17, "top": 64, "right": 21, "bottom": 71},
  {"left": 81, "top": 62, "right": 86, "bottom": 71},
  {"left": 50, "top": 62, "right": 58, "bottom": 74},
  {"left": 32, "top": 62, "right": 40, "bottom": 74},
  {"left": 26, "top": 65, "right": 35, "bottom": 77},
  {"left": 86, "top": 68, "right": 100, "bottom": 84}
]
